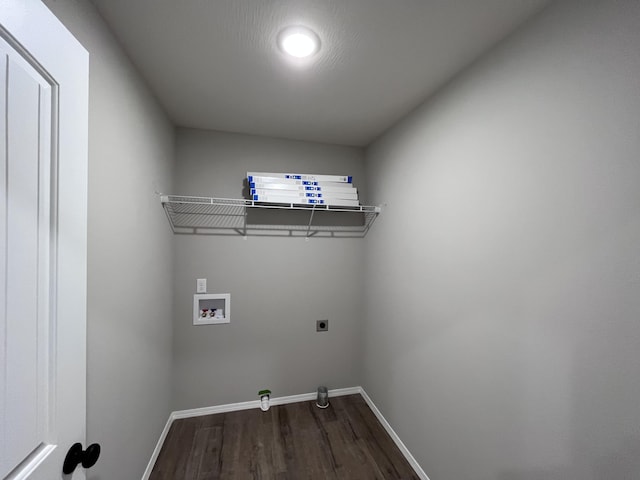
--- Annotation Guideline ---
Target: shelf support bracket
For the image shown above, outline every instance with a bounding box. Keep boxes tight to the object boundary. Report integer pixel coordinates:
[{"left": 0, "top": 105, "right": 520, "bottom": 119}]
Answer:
[
  {"left": 305, "top": 205, "right": 317, "bottom": 239},
  {"left": 242, "top": 202, "right": 248, "bottom": 237}
]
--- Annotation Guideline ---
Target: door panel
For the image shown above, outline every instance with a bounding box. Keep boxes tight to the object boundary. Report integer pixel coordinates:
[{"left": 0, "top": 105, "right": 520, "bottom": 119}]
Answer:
[{"left": 1, "top": 41, "right": 54, "bottom": 478}]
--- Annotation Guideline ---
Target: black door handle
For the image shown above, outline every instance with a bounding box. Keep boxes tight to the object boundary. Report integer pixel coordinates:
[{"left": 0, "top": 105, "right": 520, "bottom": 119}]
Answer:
[{"left": 63, "top": 442, "right": 101, "bottom": 474}]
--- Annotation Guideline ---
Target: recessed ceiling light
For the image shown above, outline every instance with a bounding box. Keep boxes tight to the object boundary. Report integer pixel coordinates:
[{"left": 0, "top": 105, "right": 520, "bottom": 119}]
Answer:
[{"left": 277, "top": 26, "right": 320, "bottom": 58}]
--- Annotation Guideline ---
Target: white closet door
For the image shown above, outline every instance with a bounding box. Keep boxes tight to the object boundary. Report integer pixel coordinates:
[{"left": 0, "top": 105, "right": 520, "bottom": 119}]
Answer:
[{"left": 0, "top": 1, "right": 89, "bottom": 478}]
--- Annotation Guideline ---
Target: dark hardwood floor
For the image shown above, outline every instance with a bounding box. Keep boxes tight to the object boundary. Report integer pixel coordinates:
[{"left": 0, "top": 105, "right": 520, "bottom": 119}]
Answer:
[{"left": 150, "top": 394, "right": 420, "bottom": 479}]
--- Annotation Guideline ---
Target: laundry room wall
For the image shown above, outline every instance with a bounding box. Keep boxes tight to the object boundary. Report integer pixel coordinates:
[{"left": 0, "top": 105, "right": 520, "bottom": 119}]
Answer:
[
  {"left": 171, "top": 128, "right": 366, "bottom": 409},
  {"left": 363, "top": 0, "right": 640, "bottom": 478}
]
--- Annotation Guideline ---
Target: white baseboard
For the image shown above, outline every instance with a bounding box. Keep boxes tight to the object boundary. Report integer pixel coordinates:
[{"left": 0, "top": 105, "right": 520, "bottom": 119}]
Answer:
[
  {"left": 141, "top": 386, "right": 428, "bottom": 480},
  {"left": 359, "top": 388, "right": 430, "bottom": 480},
  {"left": 171, "top": 386, "right": 361, "bottom": 420},
  {"left": 141, "top": 413, "right": 173, "bottom": 480}
]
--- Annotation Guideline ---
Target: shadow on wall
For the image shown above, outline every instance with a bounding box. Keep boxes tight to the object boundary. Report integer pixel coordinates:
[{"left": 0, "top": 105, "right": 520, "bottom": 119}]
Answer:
[
  {"left": 591, "top": 436, "right": 640, "bottom": 479},
  {"left": 497, "top": 435, "right": 640, "bottom": 479},
  {"left": 498, "top": 466, "right": 577, "bottom": 480},
  {"left": 497, "top": 430, "right": 640, "bottom": 480}
]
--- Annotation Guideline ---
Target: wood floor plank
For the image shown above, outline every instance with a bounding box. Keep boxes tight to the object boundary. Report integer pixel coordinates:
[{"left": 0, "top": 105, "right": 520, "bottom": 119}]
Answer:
[{"left": 150, "top": 394, "right": 419, "bottom": 480}]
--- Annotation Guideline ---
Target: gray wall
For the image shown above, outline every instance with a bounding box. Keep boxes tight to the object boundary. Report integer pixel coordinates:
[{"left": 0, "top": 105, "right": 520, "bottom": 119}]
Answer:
[
  {"left": 363, "top": 0, "right": 640, "bottom": 479},
  {"left": 42, "top": 2, "right": 175, "bottom": 479},
  {"left": 171, "top": 128, "right": 365, "bottom": 409}
]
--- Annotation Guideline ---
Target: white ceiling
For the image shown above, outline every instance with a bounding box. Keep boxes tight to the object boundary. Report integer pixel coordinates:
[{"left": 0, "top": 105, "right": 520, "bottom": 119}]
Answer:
[{"left": 92, "top": 0, "right": 551, "bottom": 146}]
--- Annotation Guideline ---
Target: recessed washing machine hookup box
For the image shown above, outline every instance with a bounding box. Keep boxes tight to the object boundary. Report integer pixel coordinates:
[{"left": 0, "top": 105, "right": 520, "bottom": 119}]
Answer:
[{"left": 193, "top": 293, "right": 230, "bottom": 325}]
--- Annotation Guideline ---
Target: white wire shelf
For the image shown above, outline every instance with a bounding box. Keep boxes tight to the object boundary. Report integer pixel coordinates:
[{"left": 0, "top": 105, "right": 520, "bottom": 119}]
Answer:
[{"left": 161, "top": 195, "right": 381, "bottom": 238}]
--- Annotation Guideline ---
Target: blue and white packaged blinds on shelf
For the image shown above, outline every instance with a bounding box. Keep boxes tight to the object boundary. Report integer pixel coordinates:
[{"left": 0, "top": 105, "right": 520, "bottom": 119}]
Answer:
[
  {"left": 247, "top": 172, "right": 353, "bottom": 183},
  {"left": 246, "top": 172, "right": 360, "bottom": 207},
  {"left": 249, "top": 189, "right": 359, "bottom": 200}
]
